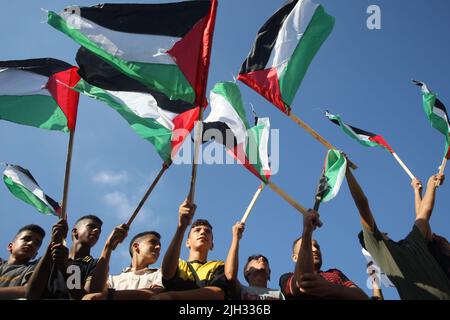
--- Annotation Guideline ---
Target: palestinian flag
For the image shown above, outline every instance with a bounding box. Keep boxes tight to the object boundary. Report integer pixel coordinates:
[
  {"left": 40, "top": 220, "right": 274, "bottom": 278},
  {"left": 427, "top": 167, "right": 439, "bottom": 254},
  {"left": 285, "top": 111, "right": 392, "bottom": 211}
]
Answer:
[
  {"left": 202, "top": 82, "right": 271, "bottom": 182},
  {"left": 0, "top": 58, "right": 80, "bottom": 132},
  {"left": 74, "top": 47, "right": 198, "bottom": 164},
  {"left": 3, "top": 164, "right": 61, "bottom": 217},
  {"left": 317, "top": 149, "right": 347, "bottom": 203},
  {"left": 48, "top": 0, "right": 217, "bottom": 105},
  {"left": 238, "top": 0, "right": 334, "bottom": 114},
  {"left": 412, "top": 80, "right": 450, "bottom": 159},
  {"left": 325, "top": 111, "right": 394, "bottom": 153}
]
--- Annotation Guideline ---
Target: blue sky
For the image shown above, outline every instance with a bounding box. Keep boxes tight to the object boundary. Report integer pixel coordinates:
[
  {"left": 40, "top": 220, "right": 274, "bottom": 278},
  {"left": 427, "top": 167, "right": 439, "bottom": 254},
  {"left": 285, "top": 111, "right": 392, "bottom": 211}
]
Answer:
[{"left": 1, "top": 0, "right": 449, "bottom": 300}]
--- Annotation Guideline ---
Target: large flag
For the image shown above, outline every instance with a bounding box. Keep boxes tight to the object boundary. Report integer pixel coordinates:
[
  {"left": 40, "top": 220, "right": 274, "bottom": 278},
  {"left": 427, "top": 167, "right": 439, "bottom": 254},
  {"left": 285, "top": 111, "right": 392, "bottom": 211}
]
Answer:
[
  {"left": 74, "top": 47, "right": 198, "bottom": 164},
  {"left": 325, "top": 111, "right": 394, "bottom": 153},
  {"left": 0, "top": 58, "right": 80, "bottom": 132},
  {"left": 48, "top": 1, "right": 217, "bottom": 105},
  {"left": 202, "top": 82, "right": 271, "bottom": 182},
  {"left": 3, "top": 164, "right": 61, "bottom": 217},
  {"left": 316, "top": 149, "right": 347, "bottom": 203},
  {"left": 412, "top": 80, "right": 450, "bottom": 159},
  {"left": 238, "top": 0, "right": 334, "bottom": 114}
]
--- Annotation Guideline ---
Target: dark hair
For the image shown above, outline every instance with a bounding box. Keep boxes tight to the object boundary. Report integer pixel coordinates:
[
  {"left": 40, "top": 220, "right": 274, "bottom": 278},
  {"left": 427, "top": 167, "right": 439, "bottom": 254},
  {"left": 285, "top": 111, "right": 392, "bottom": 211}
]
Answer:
[
  {"left": 190, "top": 219, "right": 213, "bottom": 232},
  {"left": 15, "top": 224, "right": 45, "bottom": 240},
  {"left": 243, "top": 254, "right": 270, "bottom": 282},
  {"left": 292, "top": 237, "right": 302, "bottom": 253},
  {"left": 74, "top": 215, "right": 103, "bottom": 227},
  {"left": 357, "top": 231, "right": 366, "bottom": 250},
  {"left": 128, "top": 231, "right": 161, "bottom": 257}
]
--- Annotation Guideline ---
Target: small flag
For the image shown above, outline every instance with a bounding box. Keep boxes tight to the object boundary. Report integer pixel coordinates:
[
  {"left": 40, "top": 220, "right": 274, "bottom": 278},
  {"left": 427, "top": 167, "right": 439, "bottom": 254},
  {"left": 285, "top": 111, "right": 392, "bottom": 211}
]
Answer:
[
  {"left": 325, "top": 111, "right": 394, "bottom": 153},
  {"left": 238, "top": 0, "right": 334, "bottom": 114},
  {"left": 316, "top": 149, "right": 347, "bottom": 203},
  {"left": 3, "top": 164, "right": 61, "bottom": 217},
  {"left": 0, "top": 58, "right": 80, "bottom": 132},
  {"left": 202, "top": 82, "right": 271, "bottom": 182}
]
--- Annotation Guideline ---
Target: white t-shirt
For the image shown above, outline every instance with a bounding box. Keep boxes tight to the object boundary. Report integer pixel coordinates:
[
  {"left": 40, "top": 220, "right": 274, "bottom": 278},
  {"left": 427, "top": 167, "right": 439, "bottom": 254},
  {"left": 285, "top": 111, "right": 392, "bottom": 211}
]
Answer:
[
  {"left": 240, "top": 285, "right": 285, "bottom": 300},
  {"left": 108, "top": 267, "right": 163, "bottom": 290}
]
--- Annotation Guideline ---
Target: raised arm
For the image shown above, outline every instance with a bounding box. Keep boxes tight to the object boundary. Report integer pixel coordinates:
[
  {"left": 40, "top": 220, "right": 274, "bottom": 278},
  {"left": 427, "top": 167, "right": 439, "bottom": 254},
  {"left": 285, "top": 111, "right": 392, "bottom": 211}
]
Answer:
[
  {"left": 88, "top": 224, "right": 129, "bottom": 293},
  {"left": 293, "top": 210, "right": 322, "bottom": 290},
  {"left": 26, "top": 219, "right": 68, "bottom": 300},
  {"left": 415, "top": 174, "right": 444, "bottom": 240},
  {"left": 224, "top": 222, "right": 245, "bottom": 296},
  {"left": 161, "top": 199, "right": 196, "bottom": 280},
  {"left": 345, "top": 169, "right": 375, "bottom": 232},
  {"left": 411, "top": 178, "right": 423, "bottom": 217}
]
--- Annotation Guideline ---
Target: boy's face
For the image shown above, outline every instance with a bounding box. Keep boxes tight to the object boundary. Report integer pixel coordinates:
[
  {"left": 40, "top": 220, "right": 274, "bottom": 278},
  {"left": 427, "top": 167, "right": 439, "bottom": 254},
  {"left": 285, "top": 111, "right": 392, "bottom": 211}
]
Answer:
[
  {"left": 8, "top": 230, "right": 43, "bottom": 262},
  {"left": 186, "top": 225, "right": 213, "bottom": 251},
  {"left": 133, "top": 234, "right": 161, "bottom": 265},
  {"left": 245, "top": 256, "right": 270, "bottom": 281},
  {"left": 73, "top": 219, "right": 102, "bottom": 247}
]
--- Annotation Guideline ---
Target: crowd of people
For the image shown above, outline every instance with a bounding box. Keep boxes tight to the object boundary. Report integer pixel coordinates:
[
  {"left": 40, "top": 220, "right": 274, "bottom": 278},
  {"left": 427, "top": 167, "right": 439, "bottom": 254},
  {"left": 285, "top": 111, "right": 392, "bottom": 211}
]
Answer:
[{"left": 1, "top": 160, "right": 449, "bottom": 300}]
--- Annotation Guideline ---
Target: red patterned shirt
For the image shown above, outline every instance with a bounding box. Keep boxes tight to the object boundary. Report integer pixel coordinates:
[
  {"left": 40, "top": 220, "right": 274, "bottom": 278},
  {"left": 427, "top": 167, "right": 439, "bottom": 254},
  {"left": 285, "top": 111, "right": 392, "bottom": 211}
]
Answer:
[{"left": 279, "top": 269, "right": 356, "bottom": 300}]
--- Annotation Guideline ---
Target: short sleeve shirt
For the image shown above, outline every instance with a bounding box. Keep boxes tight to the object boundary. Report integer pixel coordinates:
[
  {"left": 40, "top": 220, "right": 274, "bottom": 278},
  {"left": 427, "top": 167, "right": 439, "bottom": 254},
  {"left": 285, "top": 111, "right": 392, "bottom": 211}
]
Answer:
[
  {"left": 162, "top": 259, "right": 228, "bottom": 292},
  {"left": 108, "top": 267, "right": 163, "bottom": 290},
  {"left": 361, "top": 224, "right": 450, "bottom": 300}
]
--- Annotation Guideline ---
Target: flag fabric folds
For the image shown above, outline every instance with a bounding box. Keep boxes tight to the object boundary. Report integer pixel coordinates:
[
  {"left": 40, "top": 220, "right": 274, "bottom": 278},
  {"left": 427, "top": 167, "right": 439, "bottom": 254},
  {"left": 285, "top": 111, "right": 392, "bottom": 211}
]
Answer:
[
  {"left": 325, "top": 111, "right": 394, "bottom": 153},
  {"left": 48, "top": 0, "right": 217, "bottom": 105},
  {"left": 202, "top": 82, "right": 271, "bottom": 182},
  {"left": 74, "top": 47, "right": 198, "bottom": 164},
  {"left": 3, "top": 164, "right": 61, "bottom": 217},
  {"left": 238, "top": 0, "right": 334, "bottom": 114},
  {"left": 413, "top": 80, "right": 450, "bottom": 159},
  {"left": 0, "top": 58, "right": 80, "bottom": 132},
  {"left": 320, "top": 149, "right": 347, "bottom": 202}
]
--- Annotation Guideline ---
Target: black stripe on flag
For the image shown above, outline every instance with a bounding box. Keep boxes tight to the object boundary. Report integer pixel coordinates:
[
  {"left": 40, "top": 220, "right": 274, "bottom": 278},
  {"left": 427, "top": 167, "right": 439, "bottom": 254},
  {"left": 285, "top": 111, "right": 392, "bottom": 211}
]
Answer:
[
  {"left": 348, "top": 125, "right": 376, "bottom": 138},
  {"left": 76, "top": 48, "right": 194, "bottom": 114},
  {"left": 44, "top": 195, "right": 61, "bottom": 212},
  {"left": 76, "top": 1, "right": 211, "bottom": 37},
  {"left": 0, "top": 58, "right": 73, "bottom": 77},
  {"left": 202, "top": 121, "right": 238, "bottom": 148},
  {"left": 435, "top": 98, "right": 450, "bottom": 125},
  {"left": 240, "top": 0, "right": 298, "bottom": 74}
]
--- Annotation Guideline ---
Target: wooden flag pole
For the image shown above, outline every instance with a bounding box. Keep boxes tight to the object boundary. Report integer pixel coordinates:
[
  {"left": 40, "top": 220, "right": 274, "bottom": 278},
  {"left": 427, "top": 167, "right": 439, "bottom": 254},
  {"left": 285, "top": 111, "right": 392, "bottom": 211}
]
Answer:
[
  {"left": 391, "top": 152, "right": 415, "bottom": 180},
  {"left": 436, "top": 157, "right": 447, "bottom": 187},
  {"left": 187, "top": 119, "right": 203, "bottom": 203},
  {"left": 267, "top": 180, "right": 308, "bottom": 216},
  {"left": 61, "top": 130, "right": 75, "bottom": 221},
  {"left": 126, "top": 163, "right": 169, "bottom": 228},
  {"left": 288, "top": 113, "right": 358, "bottom": 169},
  {"left": 241, "top": 183, "right": 265, "bottom": 223}
]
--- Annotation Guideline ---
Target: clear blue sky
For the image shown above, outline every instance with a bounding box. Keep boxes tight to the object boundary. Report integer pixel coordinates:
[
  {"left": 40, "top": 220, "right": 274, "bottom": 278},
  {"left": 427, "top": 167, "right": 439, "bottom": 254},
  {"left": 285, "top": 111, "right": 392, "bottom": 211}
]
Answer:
[{"left": 1, "top": 0, "right": 449, "bottom": 300}]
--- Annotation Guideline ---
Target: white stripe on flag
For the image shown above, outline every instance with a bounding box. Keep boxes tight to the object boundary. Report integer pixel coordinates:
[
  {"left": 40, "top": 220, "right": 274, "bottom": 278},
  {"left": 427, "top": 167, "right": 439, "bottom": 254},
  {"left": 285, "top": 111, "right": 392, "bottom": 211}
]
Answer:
[
  {"left": 61, "top": 11, "right": 180, "bottom": 65},
  {"left": 0, "top": 69, "right": 51, "bottom": 96},
  {"left": 257, "top": 117, "right": 271, "bottom": 171},
  {"left": 107, "top": 90, "right": 177, "bottom": 131},
  {"left": 267, "top": 0, "right": 318, "bottom": 72},
  {"left": 4, "top": 166, "right": 54, "bottom": 210},
  {"left": 432, "top": 106, "right": 449, "bottom": 124},
  {"left": 205, "top": 91, "right": 248, "bottom": 145}
]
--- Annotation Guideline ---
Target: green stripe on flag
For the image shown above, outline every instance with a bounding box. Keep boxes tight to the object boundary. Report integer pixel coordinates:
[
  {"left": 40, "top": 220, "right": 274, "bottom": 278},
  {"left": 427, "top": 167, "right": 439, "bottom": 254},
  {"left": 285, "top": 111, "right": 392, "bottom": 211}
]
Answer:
[
  {"left": 422, "top": 92, "right": 449, "bottom": 137},
  {"left": 279, "top": 5, "right": 334, "bottom": 107},
  {"left": 0, "top": 95, "right": 69, "bottom": 132},
  {"left": 322, "top": 149, "right": 346, "bottom": 202},
  {"left": 3, "top": 175, "right": 56, "bottom": 215},
  {"left": 74, "top": 79, "right": 173, "bottom": 163},
  {"left": 246, "top": 121, "right": 269, "bottom": 183}
]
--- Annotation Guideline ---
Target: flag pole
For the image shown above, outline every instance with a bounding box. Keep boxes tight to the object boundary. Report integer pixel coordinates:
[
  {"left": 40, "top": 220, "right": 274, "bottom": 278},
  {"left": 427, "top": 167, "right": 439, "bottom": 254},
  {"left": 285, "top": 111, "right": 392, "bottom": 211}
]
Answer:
[
  {"left": 241, "top": 183, "right": 265, "bottom": 223},
  {"left": 126, "top": 163, "right": 169, "bottom": 228},
  {"left": 391, "top": 152, "right": 415, "bottom": 180},
  {"left": 187, "top": 0, "right": 217, "bottom": 203},
  {"left": 61, "top": 130, "right": 75, "bottom": 221},
  {"left": 436, "top": 157, "right": 447, "bottom": 187},
  {"left": 288, "top": 113, "right": 358, "bottom": 169},
  {"left": 267, "top": 180, "right": 308, "bottom": 216}
]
